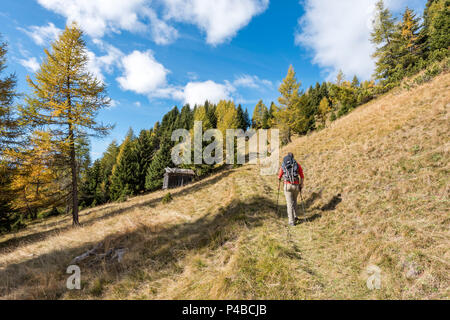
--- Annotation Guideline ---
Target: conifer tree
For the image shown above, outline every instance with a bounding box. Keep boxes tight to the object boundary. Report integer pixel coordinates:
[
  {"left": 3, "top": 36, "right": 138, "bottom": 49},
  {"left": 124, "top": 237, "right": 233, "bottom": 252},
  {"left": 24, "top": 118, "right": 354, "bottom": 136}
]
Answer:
[
  {"left": 422, "top": 0, "right": 449, "bottom": 53},
  {"left": 236, "top": 104, "right": 246, "bottom": 130},
  {"left": 79, "top": 159, "right": 102, "bottom": 207},
  {"left": 135, "top": 129, "right": 155, "bottom": 193},
  {"left": 0, "top": 37, "right": 20, "bottom": 154},
  {"left": 193, "top": 105, "right": 212, "bottom": 130},
  {"left": 110, "top": 129, "right": 138, "bottom": 201},
  {"left": 0, "top": 161, "right": 15, "bottom": 233},
  {"left": 205, "top": 101, "right": 217, "bottom": 129},
  {"left": 244, "top": 108, "right": 251, "bottom": 130},
  {"left": 96, "top": 140, "right": 119, "bottom": 203},
  {"left": 176, "top": 104, "right": 194, "bottom": 130},
  {"left": 252, "top": 100, "right": 267, "bottom": 129},
  {"left": 371, "top": 0, "right": 398, "bottom": 83},
  {"left": 318, "top": 97, "right": 331, "bottom": 127},
  {"left": 0, "top": 37, "right": 19, "bottom": 232},
  {"left": 20, "top": 23, "right": 112, "bottom": 225},
  {"left": 216, "top": 100, "right": 238, "bottom": 136},
  {"left": 145, "top": 136, "right": 172, "bottom": 191},
  {"left": 8, "top": 131, "right": 62, "bottom": 219},
  {"left": 397, "top": 8, "right": 421, "bottom": 70},
  {"left": 275, "top": 65, "right": 301, "bottom": 143},
  {"left": 351, "top": 76, "right": 360, "bottom": 88}
]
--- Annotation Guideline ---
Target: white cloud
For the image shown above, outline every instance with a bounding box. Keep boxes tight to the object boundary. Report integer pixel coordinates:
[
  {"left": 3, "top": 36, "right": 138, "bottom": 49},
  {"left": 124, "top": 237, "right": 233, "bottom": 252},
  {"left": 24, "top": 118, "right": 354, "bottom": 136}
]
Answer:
[
  {"left": 295, "top": 0, "right": 377, "bottom": 81},
  {"left": 86, "top": 41, "right": 124, "bottom": 82},
  {"left": 19, "top": 57, "right": 40, "bottom": 72},
  {"left": 182, "top": 80, "right": 235, "bottom": 105},
  {"left": 37, "top": 0, "right": 148, "bottom": 38},
  {"left": 19, "top": 22, "right": 62, "bottom": 45},
  {"left": 295, "top": 0, "right": 425, "bottom": 81},
  {"left": 36, "top": 0, "right": 268, "bottom": 45},
  {"left": 233, "top": 74, "right": 272, "bottom": 89},
  {"left": 114, "top": 49, "right": 269, "bottom": 106},
  {"left": 142, "top": 7, "right": 178, "bottom": 45},
  {"left": 117, "top": 50, "right": 169, "bottom": 94},
  {"left": 162, "top": 0, "right": 269, "bottom": 45}
]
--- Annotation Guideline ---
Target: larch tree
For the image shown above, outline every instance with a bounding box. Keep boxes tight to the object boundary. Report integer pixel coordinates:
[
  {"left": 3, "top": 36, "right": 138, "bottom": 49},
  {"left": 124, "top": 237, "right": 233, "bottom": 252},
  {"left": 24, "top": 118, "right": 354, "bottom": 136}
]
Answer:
[
  {"left": 371, "top": 0, "right": 398, "bottom": 83},
  {"left": 318, "top": 97, "right": 331, "bottom": 127},
  {"left": 216, "top": 100, "right": 238, "bottom": 136},
  {"left": 0, "top": 36, "right": 21, "bottom": 232},
  {"left": 397, "top": 8, "right": 421, "bottom": 69},
  {"left": 20, "top": 23, "right": 112, "bottom": 225},
  {"left": 0, "top": 36, "right": 20, "bottom": 154},
  {"left": 275, "top": 65, "right": 301, "bottom": 144},
  {"left": 251, "top": 100, "right": 267, "bottom": 129},
  {"left": 8, "top": 131, "right": 61, "bottom": 219}
]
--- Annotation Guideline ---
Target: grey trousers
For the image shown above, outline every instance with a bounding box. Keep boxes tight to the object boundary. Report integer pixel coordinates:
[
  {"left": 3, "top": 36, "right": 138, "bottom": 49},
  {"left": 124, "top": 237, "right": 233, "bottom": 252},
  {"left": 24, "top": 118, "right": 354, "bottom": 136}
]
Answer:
[{"left": 284, "top": 183, "right": 300, "bottom": 224}]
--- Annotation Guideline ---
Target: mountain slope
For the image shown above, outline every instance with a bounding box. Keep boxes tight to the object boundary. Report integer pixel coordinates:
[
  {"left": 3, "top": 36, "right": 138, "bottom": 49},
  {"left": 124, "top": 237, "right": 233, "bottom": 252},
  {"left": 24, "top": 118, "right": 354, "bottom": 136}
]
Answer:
[{"left": 0, "top": 72, "right": 448, "bottom": 299}]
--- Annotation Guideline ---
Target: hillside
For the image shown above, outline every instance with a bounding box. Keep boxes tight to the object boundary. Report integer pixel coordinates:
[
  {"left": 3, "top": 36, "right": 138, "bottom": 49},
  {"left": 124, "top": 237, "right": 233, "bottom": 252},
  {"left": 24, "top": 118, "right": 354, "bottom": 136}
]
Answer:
[{"left": 0, "top": 72, "right": 448, "bottom": 299}]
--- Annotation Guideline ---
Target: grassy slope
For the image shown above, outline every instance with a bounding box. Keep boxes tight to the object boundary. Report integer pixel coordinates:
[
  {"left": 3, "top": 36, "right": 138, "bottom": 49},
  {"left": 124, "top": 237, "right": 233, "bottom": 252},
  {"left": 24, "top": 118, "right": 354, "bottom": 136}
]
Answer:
[{"left": 0, "top": 72, "right": 448, "bottom": 299}]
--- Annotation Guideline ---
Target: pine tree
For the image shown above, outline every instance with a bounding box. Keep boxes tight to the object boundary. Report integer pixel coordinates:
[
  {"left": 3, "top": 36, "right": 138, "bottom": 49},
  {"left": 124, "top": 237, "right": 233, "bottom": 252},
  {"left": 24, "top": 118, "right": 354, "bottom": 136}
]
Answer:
[
  {"left": 243, "top": 108, "right": 251, "bottom": 130},
  {"left": 205, "top": 101, "right": 217, "bottom": 129},
  {"left": 0, "top": 161, "right": 17, "bottom": 233},
  {"left": 176, "top": 104, "right": 194, "bottom": 130},
  {"left": 0, "top": 37, "right": 20, "bottom": 232},
  {"left": 110, "top": 130, "right": 139, "bottom": 201},
  {"left": 0, "top": 36, "right": 20, "bottom": 154},
  {"left": 336, "top": 70, "right": 345, "bottom": 86},
  {"left": 351, "top": 76, "right": 360, "bottom": 88},
  {"left": 79, "top": 159, "right": 102, "bottom": 207},
  {"left": 422, "top": 0, "right": 450, "bottom": 53},
  {"left": 262, "top": 108, "right": 270, "bottom": 129},
  {"left": 236, "top": 104, "right": 246, "bottom": 130},
  {"left": 134, "top": 129, "right": 155, "bottom": 193},
  {"left": 98, "top": 140, "right": 119, "bottom": 202},
  {"left": 371, "top": 0, "right": 398, "bottom": 83},
  {"left": 145, "top": 137, "right": 172, "bottom": 191},
  {"left": 20, "top": 23, "right": 112, "bottom": 225},
  {"left": 160, "top": 106, "right": 179, "bottom": 136}
]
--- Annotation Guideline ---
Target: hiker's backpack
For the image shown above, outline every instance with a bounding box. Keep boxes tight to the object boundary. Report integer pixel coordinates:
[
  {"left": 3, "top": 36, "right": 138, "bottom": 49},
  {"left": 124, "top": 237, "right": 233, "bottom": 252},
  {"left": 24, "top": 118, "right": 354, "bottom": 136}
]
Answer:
[{"left": 281, "top": 155, "right": 299, "bottom": 183}]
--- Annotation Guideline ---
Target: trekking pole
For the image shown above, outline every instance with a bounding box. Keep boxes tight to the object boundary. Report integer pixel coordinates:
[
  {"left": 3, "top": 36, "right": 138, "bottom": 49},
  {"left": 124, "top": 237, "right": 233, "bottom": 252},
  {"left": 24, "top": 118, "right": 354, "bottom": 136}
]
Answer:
[
  {"left": 276, "top": 179, "right": 281, "bottom": 217},
  {"left": 299, "top": 190, "right": 306, "bottom": 216}
]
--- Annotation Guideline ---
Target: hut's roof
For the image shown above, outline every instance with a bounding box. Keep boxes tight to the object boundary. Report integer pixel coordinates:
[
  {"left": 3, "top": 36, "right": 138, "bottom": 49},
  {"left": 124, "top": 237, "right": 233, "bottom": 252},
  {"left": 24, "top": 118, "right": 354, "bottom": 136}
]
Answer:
[{"left": 164, "top": 167, "right": 195, "bottom": 175}]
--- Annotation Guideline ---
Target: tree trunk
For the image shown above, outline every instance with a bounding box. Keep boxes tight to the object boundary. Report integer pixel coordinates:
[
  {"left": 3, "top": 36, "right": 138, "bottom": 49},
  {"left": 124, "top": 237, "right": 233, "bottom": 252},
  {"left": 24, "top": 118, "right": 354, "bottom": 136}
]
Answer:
[
  {"left": 69, "top": 127, "right": 79, "bottom": 226},
  {"left": 66, "top": 64, "right": 79, "bottom": 226}
]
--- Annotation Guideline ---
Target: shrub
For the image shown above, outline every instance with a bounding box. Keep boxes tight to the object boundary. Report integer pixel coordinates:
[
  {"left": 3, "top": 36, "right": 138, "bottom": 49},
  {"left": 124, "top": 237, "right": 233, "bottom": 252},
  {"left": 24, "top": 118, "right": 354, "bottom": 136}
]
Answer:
[{"left": 161, "top": 192, "right": 173, "bottom": 204}]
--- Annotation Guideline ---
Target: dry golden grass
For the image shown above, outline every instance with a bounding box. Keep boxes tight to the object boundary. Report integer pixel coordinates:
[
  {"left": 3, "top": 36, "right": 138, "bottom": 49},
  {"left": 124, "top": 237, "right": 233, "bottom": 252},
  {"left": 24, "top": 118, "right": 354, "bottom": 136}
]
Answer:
[{"left": 0, "top": 72, "right": 448, "bottom": 299}]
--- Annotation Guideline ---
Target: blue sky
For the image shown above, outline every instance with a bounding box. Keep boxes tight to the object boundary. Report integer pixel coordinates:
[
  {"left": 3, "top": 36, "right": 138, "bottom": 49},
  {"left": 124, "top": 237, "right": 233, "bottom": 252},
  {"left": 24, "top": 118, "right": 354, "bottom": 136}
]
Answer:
[{"left": 0, "top": 0, "right": 425, "bottom": 160}]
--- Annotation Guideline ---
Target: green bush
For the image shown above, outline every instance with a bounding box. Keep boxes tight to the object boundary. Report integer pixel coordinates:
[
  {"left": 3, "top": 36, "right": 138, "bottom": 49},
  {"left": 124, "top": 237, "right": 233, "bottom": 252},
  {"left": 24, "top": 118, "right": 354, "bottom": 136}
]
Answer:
[{"left": 161, "top": 192, "right": 173, "bottom": 204}]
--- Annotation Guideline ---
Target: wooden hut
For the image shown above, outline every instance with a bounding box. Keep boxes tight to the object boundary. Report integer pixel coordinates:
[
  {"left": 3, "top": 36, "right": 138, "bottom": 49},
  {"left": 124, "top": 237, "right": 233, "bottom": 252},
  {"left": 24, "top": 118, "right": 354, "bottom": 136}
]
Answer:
[{"left": 162, "top": 168, "right": 195, "bottom": 189}]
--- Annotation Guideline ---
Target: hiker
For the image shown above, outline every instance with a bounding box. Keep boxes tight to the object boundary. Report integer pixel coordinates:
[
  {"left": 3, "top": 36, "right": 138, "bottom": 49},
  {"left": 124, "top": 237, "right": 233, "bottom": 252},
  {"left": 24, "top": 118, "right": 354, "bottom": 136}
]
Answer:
[{"left": 278, "top": 152, "right": 304, "bottom": 226}]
